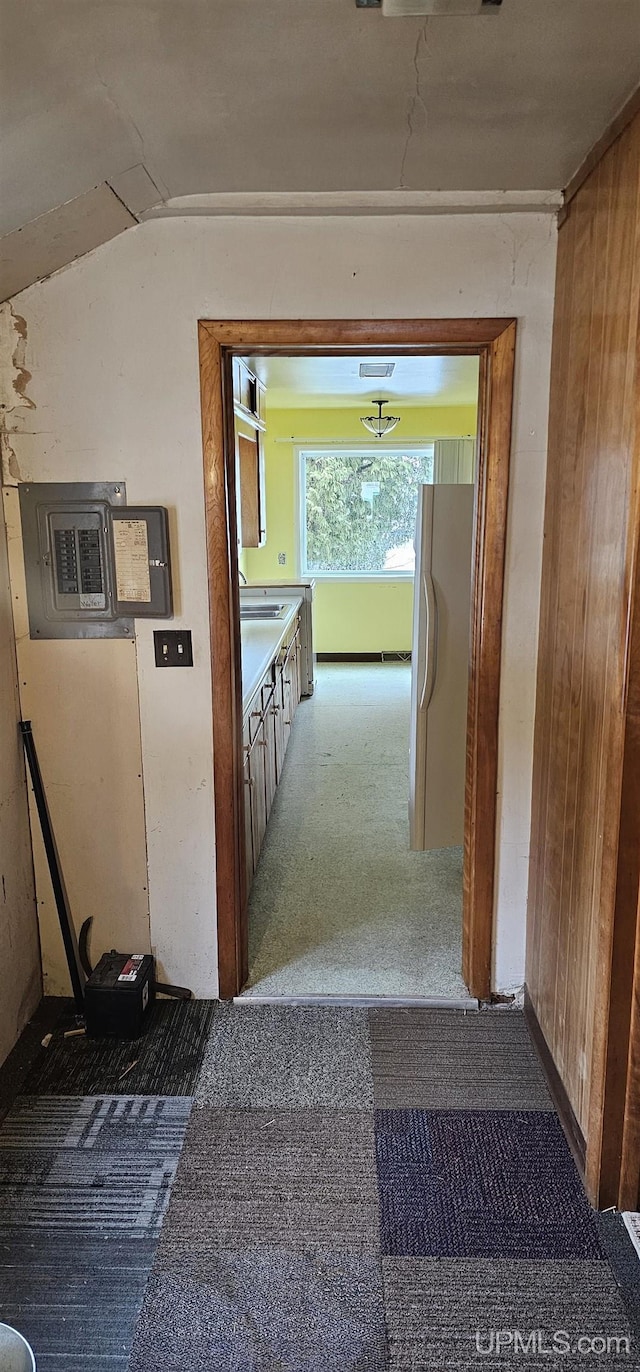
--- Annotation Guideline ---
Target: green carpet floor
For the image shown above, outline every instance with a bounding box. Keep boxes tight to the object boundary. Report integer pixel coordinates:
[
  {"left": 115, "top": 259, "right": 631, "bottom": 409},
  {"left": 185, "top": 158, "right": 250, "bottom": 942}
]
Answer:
[{"left": 244, "top": 663, "right": 470, "bottom": 1000}]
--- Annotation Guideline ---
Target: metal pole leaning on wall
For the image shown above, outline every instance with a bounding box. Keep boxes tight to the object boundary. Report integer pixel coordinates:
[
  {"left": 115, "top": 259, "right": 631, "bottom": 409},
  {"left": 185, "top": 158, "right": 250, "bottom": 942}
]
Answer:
[{"left": 20, "top": 720, "right": 86, "bottom": 1015}]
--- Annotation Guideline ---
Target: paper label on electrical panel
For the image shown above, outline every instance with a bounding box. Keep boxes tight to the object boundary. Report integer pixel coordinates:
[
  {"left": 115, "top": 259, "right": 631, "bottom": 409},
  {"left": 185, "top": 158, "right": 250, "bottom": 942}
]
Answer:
[{"left": 113, "top": 519, "right": 151, "bottom": 603}]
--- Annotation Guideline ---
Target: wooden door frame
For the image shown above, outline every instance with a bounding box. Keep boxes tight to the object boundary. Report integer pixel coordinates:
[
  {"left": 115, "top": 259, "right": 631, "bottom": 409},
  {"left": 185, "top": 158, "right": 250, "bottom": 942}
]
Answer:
[{"left": 198, "top": 319, "right": 517, "bottom": 999}]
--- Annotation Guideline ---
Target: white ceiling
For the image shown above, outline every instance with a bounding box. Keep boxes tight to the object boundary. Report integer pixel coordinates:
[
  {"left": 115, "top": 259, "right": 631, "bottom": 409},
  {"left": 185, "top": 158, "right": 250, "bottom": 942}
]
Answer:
[
  {"left": 252, "top": 354, "right": 480, "bottom": 407},
  {"left": 1, "top": 0, "right": 639, "bottom": 240}
]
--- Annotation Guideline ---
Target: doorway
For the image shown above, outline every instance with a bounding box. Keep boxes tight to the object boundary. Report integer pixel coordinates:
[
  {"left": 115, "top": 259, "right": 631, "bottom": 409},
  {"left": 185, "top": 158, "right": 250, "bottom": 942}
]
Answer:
[{"left": 198, "top": 320, "right": 516, "bottom": 1000}]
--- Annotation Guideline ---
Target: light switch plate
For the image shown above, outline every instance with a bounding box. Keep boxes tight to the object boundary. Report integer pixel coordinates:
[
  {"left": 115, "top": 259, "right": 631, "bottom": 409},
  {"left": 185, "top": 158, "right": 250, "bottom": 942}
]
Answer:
[{"left": 154, "top": 629, "right": 193, "bottom": 667}]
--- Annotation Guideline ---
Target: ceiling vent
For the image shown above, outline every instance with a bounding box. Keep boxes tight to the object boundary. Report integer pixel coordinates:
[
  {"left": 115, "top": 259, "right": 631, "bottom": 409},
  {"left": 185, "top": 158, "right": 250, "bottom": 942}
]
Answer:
[
  {"left": 359, "top": 362, "right": 395, "bottom": 378},
  {"left": 380, "top": 0, "right": 502, "bottom": 13}
]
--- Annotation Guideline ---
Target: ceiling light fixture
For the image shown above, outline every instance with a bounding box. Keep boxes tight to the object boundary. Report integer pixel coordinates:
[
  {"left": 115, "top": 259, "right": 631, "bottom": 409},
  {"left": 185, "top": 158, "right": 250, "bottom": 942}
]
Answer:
[
  {"left": 360, "top": 399, "right": 401, "bottom": 439},
  {"left": 359, "top": 362, "right": 395, "bottom": 378}
]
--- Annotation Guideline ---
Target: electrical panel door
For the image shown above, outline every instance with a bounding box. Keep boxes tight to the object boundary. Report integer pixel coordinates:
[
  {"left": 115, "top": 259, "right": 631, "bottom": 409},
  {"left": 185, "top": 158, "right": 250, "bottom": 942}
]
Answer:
[{"left": 19, "top": 482, "right": 173, "bottom": 639}]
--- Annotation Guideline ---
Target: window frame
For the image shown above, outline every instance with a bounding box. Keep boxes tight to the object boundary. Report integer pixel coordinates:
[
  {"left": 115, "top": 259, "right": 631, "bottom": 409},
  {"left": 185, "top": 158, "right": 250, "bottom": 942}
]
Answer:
[{"left": 296, "top": 442, "right": 436, "bottom": 581}]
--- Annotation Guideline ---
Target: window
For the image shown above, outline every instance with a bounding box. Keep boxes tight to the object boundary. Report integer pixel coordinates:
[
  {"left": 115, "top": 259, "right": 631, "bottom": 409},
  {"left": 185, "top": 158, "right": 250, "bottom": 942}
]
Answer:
[{"left": 299, "top": 447, "right": 434, "bottom": 577}]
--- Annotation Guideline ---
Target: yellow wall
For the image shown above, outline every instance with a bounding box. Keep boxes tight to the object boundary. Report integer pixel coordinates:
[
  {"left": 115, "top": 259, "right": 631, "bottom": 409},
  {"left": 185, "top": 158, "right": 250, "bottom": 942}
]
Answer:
[{"left": 243, "top": 405, "right": 478, "bottom": 652}]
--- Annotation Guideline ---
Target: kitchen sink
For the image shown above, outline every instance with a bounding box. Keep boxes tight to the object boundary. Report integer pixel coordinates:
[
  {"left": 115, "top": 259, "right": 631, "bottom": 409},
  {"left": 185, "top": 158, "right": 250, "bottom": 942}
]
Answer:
[{"left": 240, "top": 603, "right": 287, "bottom": 620}]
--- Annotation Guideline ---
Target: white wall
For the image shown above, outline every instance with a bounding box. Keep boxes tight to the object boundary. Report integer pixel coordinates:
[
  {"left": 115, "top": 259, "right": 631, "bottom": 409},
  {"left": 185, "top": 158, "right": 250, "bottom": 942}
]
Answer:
[
  {"left": 3, "top": 211, "right": 557, "bottom": 995},
  {"left": 0, "top": 490, "right": 40, "bottom": 1061}
]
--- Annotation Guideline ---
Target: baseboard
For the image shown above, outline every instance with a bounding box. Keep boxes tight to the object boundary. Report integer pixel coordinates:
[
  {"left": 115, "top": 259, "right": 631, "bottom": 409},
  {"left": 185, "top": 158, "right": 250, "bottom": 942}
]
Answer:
[
  {"left": 524, "top": 987, "right": 586, "bottom": 1174},
  {"left": 317, "top": 651, "right": 412, "bottom": 662}
]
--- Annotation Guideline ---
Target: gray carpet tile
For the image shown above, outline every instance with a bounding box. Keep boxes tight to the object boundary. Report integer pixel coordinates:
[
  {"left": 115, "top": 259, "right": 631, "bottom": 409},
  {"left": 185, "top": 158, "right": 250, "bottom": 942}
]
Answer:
[
  {"left": 156, "top": 1107, "right": 380, "bottom": 1256},
  {"left": 0, "top": 1096, "right": 191, "bottom": 1234},
  {"left": 23, "top": 999, "right": 216, "bottom": 1096},
  {"left": 382, "top": 1259, "right": 639, "bottom": 1370},
  {"left": 129, "top": 1252, "right": 389, "bottom": 1372},
  {"left": 0, "top": 1233, "right": 155, "bottom": 1368},
  {"left": 195, "top": 1003, "right": 373, "bottom": 1108},
  {"left": 369, "top": 1007, "right": 552, "bottom": 1109},
  {"left": 34, "top": 1360, "right": 128, "bottom": 1371}
]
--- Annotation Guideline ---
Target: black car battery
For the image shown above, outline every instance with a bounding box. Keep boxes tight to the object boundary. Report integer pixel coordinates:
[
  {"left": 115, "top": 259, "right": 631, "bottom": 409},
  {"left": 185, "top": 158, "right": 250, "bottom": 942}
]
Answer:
[{"left": 84, "top": 951, "right": 155, "bottom": 1038}]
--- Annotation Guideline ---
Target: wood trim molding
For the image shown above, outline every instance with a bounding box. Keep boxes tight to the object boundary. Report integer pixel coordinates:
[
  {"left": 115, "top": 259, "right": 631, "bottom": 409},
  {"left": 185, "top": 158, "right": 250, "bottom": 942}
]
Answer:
[
  {"left": 463, "top": 323, "right": 516, "bottom": 997},
  {"left": 198, "top": 327, "right": 247, "bottom": 997},
  {"left": 200, "top": 319, "right": 513, "bottom": 349},
  {"left": 198, "top": 318, "right": 517, "bottom": 999},
  {"left": 594, "top": 330, "right": 640, "bottom": 1211},
  {"left": 563, "top": 87, "right": 640, "bottom": 214},
  {"left": 524, "top": 988, "right": 587, "bottom": 1175}
]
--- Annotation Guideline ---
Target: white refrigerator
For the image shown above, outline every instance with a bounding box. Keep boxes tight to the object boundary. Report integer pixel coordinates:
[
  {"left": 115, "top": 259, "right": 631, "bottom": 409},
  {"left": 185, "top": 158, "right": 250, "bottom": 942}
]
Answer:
[{"left": 409, "top": 482, "right": 475, "bottom": 851}]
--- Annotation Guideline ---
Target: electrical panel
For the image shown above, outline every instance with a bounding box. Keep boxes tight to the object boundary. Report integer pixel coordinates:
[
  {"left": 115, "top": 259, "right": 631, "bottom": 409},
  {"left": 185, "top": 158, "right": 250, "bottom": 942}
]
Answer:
[{"left": 19, "top": 482, "right": 173, "bottom": 639}]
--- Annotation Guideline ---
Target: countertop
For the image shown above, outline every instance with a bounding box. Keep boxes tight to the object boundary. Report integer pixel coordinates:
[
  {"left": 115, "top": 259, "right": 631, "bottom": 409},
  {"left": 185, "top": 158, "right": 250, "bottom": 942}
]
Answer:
[{"left": 241, "top": 595, "right": 303, "bottom": 716}]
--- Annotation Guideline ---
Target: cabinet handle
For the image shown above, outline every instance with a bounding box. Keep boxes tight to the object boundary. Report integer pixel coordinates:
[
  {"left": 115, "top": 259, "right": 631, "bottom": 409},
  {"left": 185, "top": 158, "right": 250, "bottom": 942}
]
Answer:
[
  {"left": 271, "top": 704, "right": 281, "bottom": 714},
  {"left": 244, "top": 776, "right": 254, "bottom": 788}
]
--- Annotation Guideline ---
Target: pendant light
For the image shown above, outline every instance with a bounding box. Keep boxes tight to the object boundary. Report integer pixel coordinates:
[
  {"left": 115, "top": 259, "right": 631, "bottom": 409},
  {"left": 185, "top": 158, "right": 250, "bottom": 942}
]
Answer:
[{"left": 360, "top": 399, "right": 401, "bottom": 439}]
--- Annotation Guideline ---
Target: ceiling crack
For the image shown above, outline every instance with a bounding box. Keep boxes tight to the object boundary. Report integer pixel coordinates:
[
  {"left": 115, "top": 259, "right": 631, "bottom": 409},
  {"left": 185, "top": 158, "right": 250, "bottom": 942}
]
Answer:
[
  {"left": 398, "top": 18, "right": 430, "bottom": 191},
  {"left": 93, "top": 57, "right": 148, "bottom": 167}
]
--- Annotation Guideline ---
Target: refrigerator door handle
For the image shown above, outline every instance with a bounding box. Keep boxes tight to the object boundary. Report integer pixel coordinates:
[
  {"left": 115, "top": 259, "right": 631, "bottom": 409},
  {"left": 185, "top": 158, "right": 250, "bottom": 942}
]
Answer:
[{"left": 419, "top": 572, "right": 438, "bottom": 711}]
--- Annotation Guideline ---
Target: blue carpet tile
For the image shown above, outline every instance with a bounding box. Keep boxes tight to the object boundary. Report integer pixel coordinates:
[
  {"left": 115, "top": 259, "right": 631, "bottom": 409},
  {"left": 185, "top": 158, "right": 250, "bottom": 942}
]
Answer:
[
  {"left": 2, "top": 1004, "right": 639, "bottom": 1368},
  {"left": 375, "top": 1109, "right": 604, "bottom": 1259}
]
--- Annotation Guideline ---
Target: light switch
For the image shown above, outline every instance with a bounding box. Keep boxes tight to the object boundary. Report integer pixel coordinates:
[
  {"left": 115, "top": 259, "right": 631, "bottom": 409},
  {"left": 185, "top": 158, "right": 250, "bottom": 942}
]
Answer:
[{"left": 154, "top": 629, "right": 193, "bottom": 667}]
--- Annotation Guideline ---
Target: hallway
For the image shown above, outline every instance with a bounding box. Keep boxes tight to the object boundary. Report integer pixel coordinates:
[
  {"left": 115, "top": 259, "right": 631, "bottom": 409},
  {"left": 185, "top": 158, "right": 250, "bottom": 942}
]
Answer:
[{"left": 244, "top": 663, "right": 470, "bottom": 1001}]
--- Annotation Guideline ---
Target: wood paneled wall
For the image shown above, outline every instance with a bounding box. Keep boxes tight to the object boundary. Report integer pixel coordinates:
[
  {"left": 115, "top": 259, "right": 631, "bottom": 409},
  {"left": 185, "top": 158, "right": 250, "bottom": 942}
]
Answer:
[{"left": 527, "top": 109, "right": 640, "bottom": 1207}]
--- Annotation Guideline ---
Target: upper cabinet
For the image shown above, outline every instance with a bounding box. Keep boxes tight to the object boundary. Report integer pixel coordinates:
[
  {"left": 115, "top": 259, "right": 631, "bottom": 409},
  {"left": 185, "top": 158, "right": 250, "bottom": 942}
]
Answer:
[
  {"left": 233, "top": 358, "right": 266, "bottom": 433},
  {"left": 233, "top": 359, "right": 267, "bottom": 549}
]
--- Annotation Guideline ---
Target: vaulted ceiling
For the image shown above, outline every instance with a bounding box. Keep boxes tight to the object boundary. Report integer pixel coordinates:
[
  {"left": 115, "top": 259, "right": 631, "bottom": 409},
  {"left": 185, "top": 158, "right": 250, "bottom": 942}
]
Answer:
[
  {"left": 3, "top": 0, "right": 640, "bottom": 234},
  {"left": 1, "top": 0, "right": 639, "bottom": 298}
]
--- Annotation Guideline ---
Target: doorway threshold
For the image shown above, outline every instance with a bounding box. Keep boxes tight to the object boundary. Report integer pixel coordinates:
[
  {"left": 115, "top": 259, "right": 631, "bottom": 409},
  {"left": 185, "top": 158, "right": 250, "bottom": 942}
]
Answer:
[{"left": 234, "top": 992, "right": 480, "bottom": 1010}]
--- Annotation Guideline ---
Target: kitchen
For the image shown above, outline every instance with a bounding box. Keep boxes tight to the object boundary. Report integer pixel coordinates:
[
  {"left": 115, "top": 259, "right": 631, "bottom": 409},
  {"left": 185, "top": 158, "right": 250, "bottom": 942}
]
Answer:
[{"left": 233, "top": 350, "right": 481, "bottom": 1002}]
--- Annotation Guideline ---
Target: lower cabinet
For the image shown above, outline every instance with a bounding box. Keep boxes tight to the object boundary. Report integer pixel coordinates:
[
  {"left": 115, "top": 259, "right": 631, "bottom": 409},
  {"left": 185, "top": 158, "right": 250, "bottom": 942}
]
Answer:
[{"left": 243, "top": 615, "right": 302, "bottom": 895}]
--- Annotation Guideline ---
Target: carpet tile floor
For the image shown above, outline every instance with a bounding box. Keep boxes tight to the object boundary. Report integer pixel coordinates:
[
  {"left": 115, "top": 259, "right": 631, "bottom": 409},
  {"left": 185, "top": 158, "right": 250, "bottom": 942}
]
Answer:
[{"left": 1, "top": 1002, "right": 639, "bottom": 1369}]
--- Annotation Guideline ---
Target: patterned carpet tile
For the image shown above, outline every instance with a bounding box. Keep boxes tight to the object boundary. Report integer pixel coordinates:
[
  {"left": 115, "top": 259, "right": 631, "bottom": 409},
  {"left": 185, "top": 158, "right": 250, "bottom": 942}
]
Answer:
[
  {"left": 0, "top": 1096, "right": 191, "bottom": 1234},
  {"left": 369, "top": 1008, "right": 552, "bottom": 1110},
  {"left": 129, "top": 1252, "right": 389, "bottom": 1372},
  {"left": 157, "top": 1107, "right": 380, "bottom": 1255},
  {"left": 23, "top": 999, "right": 216, "bottom": 1096},
  {"left": 0, "top": 1232, "right": 156, "bottom": 1369},
  {"left": 383, "top": 1258, "right": 638, "bottom": 1370},
  {"left": 375, "top": 1110, "right": 603, "bottom": 1259},
  {"left": 195, "top": 1004, "right": 373, "bottom": 1108}
]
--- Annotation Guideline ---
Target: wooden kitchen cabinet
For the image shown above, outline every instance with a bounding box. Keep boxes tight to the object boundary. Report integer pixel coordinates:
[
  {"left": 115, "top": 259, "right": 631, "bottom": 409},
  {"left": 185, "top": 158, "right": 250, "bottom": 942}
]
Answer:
[
  {"left": 237, "top": 429, "right": 266, "bottom": 548},
  {"left": 250, "top": 718, "right": 268, "bottom": 860},
  {"left": 243, "top": 614, "right": 302, "bottom": 890},
  {"left": 242, "top": 718, "right": 255, "bottom": 896},
  {"left": 234, "top": 358, "right": 267, "bottom": 548},
  {"left": 233, "top": 358, "right": 266, "bottom": 431},
  {"left": 262, "top": 681, "right": 278, "bottom": 812}
]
